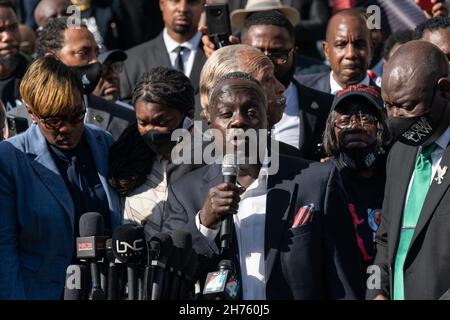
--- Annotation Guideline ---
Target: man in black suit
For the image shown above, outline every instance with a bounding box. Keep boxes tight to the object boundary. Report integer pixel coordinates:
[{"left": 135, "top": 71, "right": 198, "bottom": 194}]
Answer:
[
  {"left": 0, "top": 1, "right": 30, "bottom": 111},
  {"left": 241, "top": 10, "right": 334, "bottom": 161},
  {"left": 298, "top": 9, "right": 376, "bottom": 95},
  {"left": 367, "top": 41, "right": 450, "bottom": 300},
  {"left": 164, "top": 71, "right": 347, "bottom": 299},
  {"left": 7, "top": 17, "right": 135, "bottom": 140},
  {"left": 120, "top": 0, "right": 206, "bottom": 118}
]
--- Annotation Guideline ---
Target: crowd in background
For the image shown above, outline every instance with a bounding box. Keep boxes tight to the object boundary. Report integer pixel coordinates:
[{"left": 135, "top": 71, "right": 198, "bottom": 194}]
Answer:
[{"left": 1, "top": 0, "right": 450, "bottom": 301}]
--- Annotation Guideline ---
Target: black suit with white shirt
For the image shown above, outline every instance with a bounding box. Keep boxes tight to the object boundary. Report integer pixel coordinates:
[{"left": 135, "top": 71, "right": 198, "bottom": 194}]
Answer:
[{"left": 163, "top": 154, "right": 350, "bottom": 299}]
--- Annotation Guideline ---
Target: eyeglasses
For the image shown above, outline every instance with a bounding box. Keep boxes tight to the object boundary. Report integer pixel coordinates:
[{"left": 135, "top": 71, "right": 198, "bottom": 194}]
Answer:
[
  {"left": 262, "top": 48, "right": 294, "bottom": 65},
  {"left": 334, "top": 111, "right": 378, "bottom": 129},
  {"left": 34, "top": 106, "right": 86, "bottom": 130}
]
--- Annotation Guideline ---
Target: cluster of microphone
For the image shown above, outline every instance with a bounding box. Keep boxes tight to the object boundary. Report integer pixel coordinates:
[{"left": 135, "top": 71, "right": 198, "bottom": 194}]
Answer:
[
  {"left": 64, "top": 212, "right": 199, "bottom": 300},
  {"left": 64, "top": 155, "right": 242, "bottom": 300}
]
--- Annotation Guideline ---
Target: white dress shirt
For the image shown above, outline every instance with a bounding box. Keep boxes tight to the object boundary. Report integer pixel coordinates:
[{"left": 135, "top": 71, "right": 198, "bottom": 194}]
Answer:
[
  {"left": 403, "top": 125, "right": 450, "bottom": 221},
  {"left": 271, "top": 82, "right": 301, "bottom": 149},
  {"left": 195, "top": 161, "right": 269, "bottom": 300},
  {"left": 329, "top": 71, "right": 371, "bottom": 95},
  {"left": 163, "top": 28, "right": 202, "bottom": 78}
]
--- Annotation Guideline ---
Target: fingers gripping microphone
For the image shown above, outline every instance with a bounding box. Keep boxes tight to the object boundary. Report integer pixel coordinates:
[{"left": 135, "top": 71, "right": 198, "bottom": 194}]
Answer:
[
  {"left": 179, "top": 250, "right": 199, "bottom": 300},
  {"left": 220, "top": 154, "right": 238, "bottom": 250},
  {"left": 148, "top": 233, "right": 173, "bottom": 300},
  {"left": 77, "top": 212, "right": 107, "bottom": 300},
  {"left": 169, "top": 230, "right": 193, "bottom": 300},
  {"left": 112, "top": 224, "right": 146, "bottom": 300}
]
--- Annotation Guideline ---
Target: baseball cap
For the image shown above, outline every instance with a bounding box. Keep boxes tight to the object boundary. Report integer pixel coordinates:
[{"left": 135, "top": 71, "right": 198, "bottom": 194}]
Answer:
[
  {"left": 332, "top": 85, "right": 383, "bottom": 112},
  {"left": 98, "top": 49, "right": 127, "bottom": 65}
]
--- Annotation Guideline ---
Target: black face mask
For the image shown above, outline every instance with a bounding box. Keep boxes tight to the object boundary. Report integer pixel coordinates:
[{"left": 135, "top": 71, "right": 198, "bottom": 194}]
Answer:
[
  {"left": 141, "top": 130, "right": 177, "bottom": 155},
  {"left": 338, "top": 143, "right": 385, "bottom": 170},
  {"left": 71, "top": 62, "right": 102, "bottom": 95},
  {"left": 386, "top": 113, "right": 440, "bottom": 146}
]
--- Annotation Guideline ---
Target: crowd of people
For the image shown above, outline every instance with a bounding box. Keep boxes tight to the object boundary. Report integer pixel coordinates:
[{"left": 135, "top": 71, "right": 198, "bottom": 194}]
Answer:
[{"left": 1, "top": 0, "right": 450, "bottom": 301}]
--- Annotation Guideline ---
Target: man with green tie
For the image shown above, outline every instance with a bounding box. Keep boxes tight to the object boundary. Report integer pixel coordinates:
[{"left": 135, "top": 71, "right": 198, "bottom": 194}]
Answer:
[{"left": 366, "top": 40, "right": 450, "bottom": 300}]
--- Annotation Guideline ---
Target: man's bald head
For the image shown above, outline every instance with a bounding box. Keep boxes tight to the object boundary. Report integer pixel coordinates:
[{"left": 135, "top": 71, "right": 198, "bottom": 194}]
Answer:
[
  {"left": 382, "top": 40, "right": 450, "bottom": 147},
  {"left": 326, "top": 9, "right": 368, "bottom": 42},
  {"left": 323, "top": 9, "right": 372, "bottom": 88},
  {"left": 34, "top": 0, "right": 69, "bottom": 28},
  {"left": 383, "top": 40, "right": 449, "bottom": 96}
]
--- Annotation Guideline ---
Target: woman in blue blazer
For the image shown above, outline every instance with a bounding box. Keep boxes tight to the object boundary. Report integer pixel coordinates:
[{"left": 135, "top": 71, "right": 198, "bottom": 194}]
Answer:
[{"left": 0, "top": 57, "right": 122, "bottom": 299}]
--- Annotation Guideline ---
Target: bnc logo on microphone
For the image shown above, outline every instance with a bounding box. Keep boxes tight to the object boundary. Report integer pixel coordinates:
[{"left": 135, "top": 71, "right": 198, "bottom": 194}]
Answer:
[{"left": 115, "top": 239, "right": 144, "bottom": 256}]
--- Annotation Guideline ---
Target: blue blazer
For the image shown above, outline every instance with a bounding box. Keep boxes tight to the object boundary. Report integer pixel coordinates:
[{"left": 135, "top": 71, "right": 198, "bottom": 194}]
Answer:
[{"left": 0, "top": 124, "right": 122, "bottom": 300}]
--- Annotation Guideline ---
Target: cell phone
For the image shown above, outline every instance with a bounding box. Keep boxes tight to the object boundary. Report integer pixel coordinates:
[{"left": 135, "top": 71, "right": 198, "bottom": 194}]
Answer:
[
  {"left": 205, "top": 3, "right": 231, "bottom": 49},
  {"left": 417, "top": 0, "right": 434, "bottom": 14}
]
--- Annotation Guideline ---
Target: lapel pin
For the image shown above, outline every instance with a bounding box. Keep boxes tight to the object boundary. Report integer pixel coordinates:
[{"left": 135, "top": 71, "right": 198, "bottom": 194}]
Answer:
[{"left": 435, "top": 165, "right": 448, "bottom": 185}]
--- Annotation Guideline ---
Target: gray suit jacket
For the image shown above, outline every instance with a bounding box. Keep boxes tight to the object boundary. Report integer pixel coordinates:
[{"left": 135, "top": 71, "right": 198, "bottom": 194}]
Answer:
[{"left": 119, "top": 32, "right": 206, "bottom": 118}]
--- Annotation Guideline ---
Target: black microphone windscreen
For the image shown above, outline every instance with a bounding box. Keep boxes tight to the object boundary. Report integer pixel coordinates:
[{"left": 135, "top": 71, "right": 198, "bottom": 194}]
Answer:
[
  {"left": 168, "top": 231, "right": 192, "bottom": 270},
  {"left": 150, "top": 232, "right": 173, "bottom": 260},
  {"left": 222, "top": 154, "right": 238, "bottom": 179},
  {"left": 219, "top": 259, "right": 235, "bottom": 272},
  {"left": 184, "top": 251, "right": 199, "bottom": 280},
  {"left": 79, "top": 212, "right": 105, "bottom": 237},
  {"left": 112, "top": 224, "right": 146, "bottom": 264}
]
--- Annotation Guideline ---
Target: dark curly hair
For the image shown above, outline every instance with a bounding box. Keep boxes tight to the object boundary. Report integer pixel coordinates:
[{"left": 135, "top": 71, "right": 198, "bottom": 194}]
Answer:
[
  {"left": 241, "top": 9, "right": 295, "bottom": 42},
  {"left": 108, "top": 67, "right": 195, "bottom": 196},
  {"left": 414, "top": 16, "right": 450, "bottom": 40},
  {"left": 36, "top": 16, "right": 87, "bottom": 57}
]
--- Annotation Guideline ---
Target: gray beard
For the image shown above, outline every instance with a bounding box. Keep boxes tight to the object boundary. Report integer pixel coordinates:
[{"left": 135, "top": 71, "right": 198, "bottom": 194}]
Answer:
[{"left": 0, "top": 54, "right": 20, "bottom": 75}]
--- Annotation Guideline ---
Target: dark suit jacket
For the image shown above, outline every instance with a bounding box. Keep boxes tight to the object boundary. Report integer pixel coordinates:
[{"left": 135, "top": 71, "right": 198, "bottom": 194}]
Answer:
[
  {"left": 296, "top": 71, "right": 378, "bottom": 94},
  {"left": 6, "top": 95, "right": 135, "bottom": 142},
  {"left": 367, "top": 141, "right": 450, "bottom": 300},
  {"left": 294, "top": 79, "right": 333, "bottom": 161},
  {"left": 86, "top": 95, "right": 136, "bottom": 141},
  {"left": 163, "top": 155, "right": 349, "bottom": 299},
  {"left": 120, "top": 32, "right": 206, "bottom": 117}
]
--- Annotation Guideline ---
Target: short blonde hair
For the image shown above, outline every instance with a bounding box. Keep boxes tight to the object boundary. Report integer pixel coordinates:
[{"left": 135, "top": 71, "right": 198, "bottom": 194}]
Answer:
[
  {"left": 199, "top": 44, "right": 273, "bottom": 122},
  {"left": 20, "top": 56, "right": 83, "bottom": 118}
]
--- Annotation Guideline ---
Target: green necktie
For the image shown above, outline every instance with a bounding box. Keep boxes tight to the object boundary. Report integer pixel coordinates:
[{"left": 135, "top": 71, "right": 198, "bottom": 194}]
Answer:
[{"left": 393, "top": 143, "right": 438, "bottom": 300}]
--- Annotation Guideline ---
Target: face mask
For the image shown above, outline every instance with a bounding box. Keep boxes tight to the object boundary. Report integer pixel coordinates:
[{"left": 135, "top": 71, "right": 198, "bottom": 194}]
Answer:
[
  {"left": 386, "top": 113, "right": 439, "bottom": 146},
  {"left": 338, "top": 143, "right": 385, "bottom": 170},
  {"left": 71, "top": 62, "right": 102, "bottom": 95},
  {"left": 141, "top": 130, "right": 177, "bottom": 155}
]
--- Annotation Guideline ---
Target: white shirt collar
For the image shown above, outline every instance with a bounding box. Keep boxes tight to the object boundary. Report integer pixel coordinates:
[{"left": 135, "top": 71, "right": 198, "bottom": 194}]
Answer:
[
  {"left": 163, "top": 28, "right": 202, "bottom": 53},
  {"left": 434, "top": 125, "right": 450, "bottom": 150},
  {"left": 329, "top": 71, "right": 371, "bottom": 95}
]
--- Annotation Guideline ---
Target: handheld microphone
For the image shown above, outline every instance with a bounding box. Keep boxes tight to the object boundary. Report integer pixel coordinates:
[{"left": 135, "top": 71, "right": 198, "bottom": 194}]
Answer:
[
  {"left": 77, "top": 212, "right": 107, "bottom": 300},
  {"left": 220, "top": 154, "right": 238, "bottom": 250},
  {"left": 169, "top": 230, "right": 193, "bottom": 300},
  {"left": 147, "top": 233, "right": 173, "bottom": 300},
  {"left": 112, "top": 224, "right": 146, "bottom": 300},
  {"left": 105, "top": 238, "right": 120, "bottom": 300},
  {"left": 203, "top": 259, "right": 240, "bottom": 300},
  {"left": 63, "top": 264, "right": 89, "bottom": 300},
  {"left": 179, "top": 250, "right": 199, "bottom": 300}
]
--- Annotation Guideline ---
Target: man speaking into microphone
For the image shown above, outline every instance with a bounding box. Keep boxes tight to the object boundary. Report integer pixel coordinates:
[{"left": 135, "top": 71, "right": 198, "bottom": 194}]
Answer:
[{"left": 163, "top": 72, "right": 349, "bottom": 300}]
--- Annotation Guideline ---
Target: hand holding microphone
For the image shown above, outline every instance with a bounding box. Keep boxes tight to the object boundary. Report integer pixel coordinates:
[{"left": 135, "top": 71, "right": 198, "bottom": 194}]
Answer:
[{"left": 199, "top": 154, "right": 241, "bottom": 250}]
